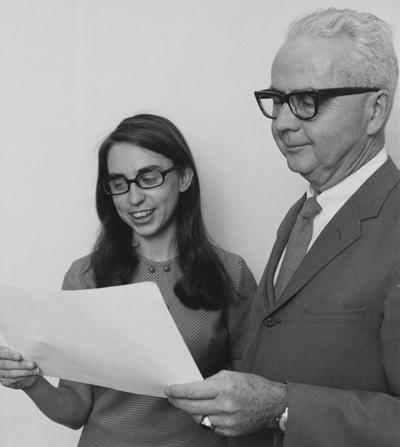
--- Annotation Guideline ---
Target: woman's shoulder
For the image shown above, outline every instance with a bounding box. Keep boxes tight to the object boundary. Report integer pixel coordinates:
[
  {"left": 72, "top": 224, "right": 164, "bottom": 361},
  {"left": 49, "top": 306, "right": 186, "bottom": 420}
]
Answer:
[
  {"left": 212, "top": 244, "right": 247, "bottom": 268},
  {"left": 62, "top": 254, "right": 96, "bottom": 290},
  {"left": 212, "top": 245, "right": 255, "bottom": 285},
  {"left": 212, "top": 245, "right": 257, "bottom": 306}
]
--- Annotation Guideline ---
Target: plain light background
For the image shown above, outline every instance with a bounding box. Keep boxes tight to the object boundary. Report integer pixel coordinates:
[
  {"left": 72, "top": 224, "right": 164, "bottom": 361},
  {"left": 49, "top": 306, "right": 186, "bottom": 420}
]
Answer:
[{"left": 0, "top": 0, "right": 398, "bottom": 445}]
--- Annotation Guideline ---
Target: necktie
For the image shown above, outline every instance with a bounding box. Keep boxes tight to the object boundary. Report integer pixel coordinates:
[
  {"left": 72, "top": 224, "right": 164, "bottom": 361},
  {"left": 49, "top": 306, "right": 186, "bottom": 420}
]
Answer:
[{"left": 274, "top": 196, "right": 322, "bottom": 300}]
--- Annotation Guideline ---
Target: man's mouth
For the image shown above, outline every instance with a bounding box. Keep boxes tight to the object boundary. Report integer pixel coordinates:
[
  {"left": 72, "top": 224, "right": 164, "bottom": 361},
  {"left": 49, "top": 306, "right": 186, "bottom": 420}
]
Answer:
[
  {"left": 285, "top": 142, "right": 308, "bottom": 148},
  {"left": 284, "top": 143, "right": 310, "bottom": 153}
]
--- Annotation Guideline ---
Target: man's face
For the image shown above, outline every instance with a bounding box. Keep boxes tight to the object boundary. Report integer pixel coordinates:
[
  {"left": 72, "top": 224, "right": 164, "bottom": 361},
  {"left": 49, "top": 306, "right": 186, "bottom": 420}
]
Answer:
[{"left": 271, "top": 37, "right": 372, "bottom": 191}]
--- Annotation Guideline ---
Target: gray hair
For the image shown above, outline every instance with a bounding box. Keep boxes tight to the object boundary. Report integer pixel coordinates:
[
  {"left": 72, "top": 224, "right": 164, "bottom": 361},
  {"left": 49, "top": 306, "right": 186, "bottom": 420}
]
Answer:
[{"left": 286, "top": 8, "right": 398, "bottom": 98}]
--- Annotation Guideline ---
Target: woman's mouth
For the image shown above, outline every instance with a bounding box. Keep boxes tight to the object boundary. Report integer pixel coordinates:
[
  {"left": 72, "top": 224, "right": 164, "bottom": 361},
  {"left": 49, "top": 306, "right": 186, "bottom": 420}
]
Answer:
[{"left": 130, "top": 209, "right": 155, "bottom": 220}]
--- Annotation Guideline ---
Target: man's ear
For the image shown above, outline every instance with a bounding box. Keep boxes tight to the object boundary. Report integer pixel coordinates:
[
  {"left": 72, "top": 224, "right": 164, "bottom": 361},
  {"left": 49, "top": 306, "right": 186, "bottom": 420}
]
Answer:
[
  {"left": 367, "top": 89, "right": 391, "bottom": 135},
  {"left": 178, "top": 166, "right": 194, "bottom": 192}
]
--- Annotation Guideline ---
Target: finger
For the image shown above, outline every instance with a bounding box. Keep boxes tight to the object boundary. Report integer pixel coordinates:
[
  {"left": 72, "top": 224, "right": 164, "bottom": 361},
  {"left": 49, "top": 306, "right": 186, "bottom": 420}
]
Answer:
[
  {"left": 164, "top": 380, "right": 219, "bottom": 400},
  {"left": 204, "top": 414, "right": 238, "bottom": 437},
  {"left": 0, "top": 346, "right": 22, "bottom": 361},
  {"left": 196, "top": 414, "right": 232, "bottom": 437},
  {"left": 0, "top": 367, "right": 39, "bottom": 379},
  {"left": 7, "top": 382, "right": 26, "bottom": 389},
  {"left": 1, "top": 377, "right": 36, "bottom": 389},
  {"left": 167, "top": 397, "right": 217, "bottom": 415},
  {"left": 192, "top": 414, "right": 204, "bottom": 425},
  {"left": 0, "top": 359, "right": 36, "bottom": 370},
  {"left": 1, "top": 378, "right": 29, "bottom": 387}
]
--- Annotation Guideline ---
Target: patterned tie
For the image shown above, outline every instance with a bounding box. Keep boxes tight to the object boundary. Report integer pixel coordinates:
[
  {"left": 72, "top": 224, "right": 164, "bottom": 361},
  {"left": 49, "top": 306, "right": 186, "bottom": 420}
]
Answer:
[{"left": 274, "top": 196, "right": 322, "bottom": 300}]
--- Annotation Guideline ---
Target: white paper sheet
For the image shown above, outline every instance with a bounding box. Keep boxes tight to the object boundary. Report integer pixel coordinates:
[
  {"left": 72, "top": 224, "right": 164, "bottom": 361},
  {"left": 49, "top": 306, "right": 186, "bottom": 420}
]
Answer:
[{"left": 0, "top": 282, "right": 203, "bottom": 397}]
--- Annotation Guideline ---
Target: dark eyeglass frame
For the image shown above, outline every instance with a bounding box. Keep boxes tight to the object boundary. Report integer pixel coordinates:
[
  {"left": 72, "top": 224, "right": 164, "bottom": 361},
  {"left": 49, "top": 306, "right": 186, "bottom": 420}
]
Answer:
[
  {"left": 254, "top": 87, "right": 380, "bottom": 120},
  {"left": 101, "top": 165, "right": 181, "bottom": 195}
]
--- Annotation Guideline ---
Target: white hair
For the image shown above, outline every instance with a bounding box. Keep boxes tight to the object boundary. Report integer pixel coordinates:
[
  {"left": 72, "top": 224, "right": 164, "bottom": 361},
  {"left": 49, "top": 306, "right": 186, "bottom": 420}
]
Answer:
[{"left": 286, "top": 8, "right": 398, "bottom": 98}]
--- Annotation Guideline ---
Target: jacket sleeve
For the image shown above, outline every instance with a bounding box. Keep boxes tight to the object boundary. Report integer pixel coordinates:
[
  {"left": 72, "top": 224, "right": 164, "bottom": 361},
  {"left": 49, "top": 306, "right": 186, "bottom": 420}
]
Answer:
[
  {"left": 283, "top": 266, "right": 400, "bottom": 447},
  {"left": 227, "top": 258, "right": 258, "bottom": 367}
]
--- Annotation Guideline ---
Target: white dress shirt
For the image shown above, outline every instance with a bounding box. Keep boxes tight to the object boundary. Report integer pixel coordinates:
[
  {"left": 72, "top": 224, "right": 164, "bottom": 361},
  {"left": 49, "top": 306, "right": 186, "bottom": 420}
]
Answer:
[
  {"left": 308, "top": 149, "right": 387, "bottom": 249},
  {"left": 274, "top": 149, "right": 388, "bottom": 284}
]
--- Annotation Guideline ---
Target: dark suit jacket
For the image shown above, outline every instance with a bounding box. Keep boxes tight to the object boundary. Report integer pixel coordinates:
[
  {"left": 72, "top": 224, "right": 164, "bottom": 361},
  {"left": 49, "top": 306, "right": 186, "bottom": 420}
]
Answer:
[{"left": 230, "top": 158, "right": 400, "bottom": 447}]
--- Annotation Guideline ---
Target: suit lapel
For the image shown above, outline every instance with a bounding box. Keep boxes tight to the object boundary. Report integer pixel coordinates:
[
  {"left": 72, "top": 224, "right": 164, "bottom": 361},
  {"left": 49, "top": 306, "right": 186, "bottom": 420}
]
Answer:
[
  {"left": 271, "top": 204, "right": 362, "bottom": 312},
  {"left": 263, "top": 195, "right": 306, "bottom": 311},
  {"left": 266, "top": 158, "right": 400, "bottom": 316}
]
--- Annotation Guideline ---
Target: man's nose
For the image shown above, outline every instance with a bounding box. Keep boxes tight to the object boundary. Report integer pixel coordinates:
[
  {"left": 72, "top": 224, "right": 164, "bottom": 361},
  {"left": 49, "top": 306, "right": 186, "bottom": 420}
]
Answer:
[
  {"left": 273, "top": 102, "right": 301, "bottom": 132},
  {"left": 127, "top": 183, "right": 146, "bottom": 205}
]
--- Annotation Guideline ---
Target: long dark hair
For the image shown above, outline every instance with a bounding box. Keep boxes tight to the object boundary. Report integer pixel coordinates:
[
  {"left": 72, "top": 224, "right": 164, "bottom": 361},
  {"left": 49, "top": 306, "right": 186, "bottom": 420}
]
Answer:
[{"left": 91, "top": 114, "right": 234, "bottom": 310}]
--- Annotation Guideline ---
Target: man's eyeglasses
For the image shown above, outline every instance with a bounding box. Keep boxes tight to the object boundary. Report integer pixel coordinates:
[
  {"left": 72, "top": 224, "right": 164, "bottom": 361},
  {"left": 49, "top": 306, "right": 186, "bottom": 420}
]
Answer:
[
  {"left": 254, "top": 87, "right": 379, "bottom": 120},
  {"left": 101, "top": 165, "right": 181, "bottom": 195}
]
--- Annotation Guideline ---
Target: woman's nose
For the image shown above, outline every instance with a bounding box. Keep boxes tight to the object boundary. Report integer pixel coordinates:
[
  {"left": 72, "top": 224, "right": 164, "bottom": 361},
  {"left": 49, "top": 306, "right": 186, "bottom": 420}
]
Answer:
[{"left": 127, "top": 183, "right": 146, "bottom": 205}]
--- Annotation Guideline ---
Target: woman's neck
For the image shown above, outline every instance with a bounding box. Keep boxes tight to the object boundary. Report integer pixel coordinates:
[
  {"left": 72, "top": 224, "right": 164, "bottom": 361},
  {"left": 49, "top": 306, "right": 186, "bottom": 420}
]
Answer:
[{"left": 133, "top": 228, "right": 178, "bottom": 262}]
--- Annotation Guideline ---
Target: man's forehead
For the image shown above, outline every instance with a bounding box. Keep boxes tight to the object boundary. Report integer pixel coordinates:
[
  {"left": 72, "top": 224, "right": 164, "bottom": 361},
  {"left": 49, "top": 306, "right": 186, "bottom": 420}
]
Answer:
[{"left": 271, "top": 36, "right": 354, "bottom": 91}]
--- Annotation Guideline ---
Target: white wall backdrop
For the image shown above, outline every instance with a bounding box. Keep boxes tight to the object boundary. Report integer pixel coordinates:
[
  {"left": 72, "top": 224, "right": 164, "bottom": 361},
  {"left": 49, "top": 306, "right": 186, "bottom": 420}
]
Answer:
[{"left": 0, "top": 0, "right": 398, "bottom": 445}]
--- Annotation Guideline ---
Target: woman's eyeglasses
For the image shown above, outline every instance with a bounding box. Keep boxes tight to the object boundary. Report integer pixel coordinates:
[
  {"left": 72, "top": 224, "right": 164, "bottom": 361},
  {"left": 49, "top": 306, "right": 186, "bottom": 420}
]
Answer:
[{"left": 101, "top": 165, "right": 181, "bottom": 195}]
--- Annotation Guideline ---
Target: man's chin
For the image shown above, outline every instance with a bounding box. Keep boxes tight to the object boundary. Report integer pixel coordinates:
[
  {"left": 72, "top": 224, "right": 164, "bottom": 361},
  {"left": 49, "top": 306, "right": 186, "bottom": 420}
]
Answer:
[{"left": 285, "top": 156, "right": 314, "bottom": 176}]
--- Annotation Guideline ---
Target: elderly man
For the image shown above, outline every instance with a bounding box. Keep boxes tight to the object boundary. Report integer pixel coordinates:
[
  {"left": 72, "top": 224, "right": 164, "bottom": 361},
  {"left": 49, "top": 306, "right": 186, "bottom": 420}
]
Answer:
[{"left": 165, "top": 8, "right": 400, "bottom": 447}]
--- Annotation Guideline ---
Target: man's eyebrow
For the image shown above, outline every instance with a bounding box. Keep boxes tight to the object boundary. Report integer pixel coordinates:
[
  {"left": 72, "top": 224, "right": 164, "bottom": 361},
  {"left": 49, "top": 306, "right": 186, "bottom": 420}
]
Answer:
[
  {"left": 267, "top": 86, "right": 285, "bottom": 94},
  {"left": 268, "top": 87, "right": 320, "bottom": 95}
]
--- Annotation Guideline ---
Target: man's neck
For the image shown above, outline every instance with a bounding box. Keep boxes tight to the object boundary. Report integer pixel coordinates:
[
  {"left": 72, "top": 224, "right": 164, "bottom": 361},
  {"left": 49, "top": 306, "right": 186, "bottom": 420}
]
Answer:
[{"left": 310, "top": 133, "right": 385, "bottom": 193}]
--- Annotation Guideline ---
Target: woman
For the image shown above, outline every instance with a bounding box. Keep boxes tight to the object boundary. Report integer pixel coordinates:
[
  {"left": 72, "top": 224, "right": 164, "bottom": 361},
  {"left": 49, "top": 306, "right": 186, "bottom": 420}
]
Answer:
[{"left": 0, "top": 114, "right": 257, "bottom": 447}]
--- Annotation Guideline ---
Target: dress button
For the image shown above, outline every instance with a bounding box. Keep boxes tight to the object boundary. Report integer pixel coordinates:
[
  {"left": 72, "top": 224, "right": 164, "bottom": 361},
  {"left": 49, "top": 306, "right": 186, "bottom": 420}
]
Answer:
[
  {"left": 264, "top": 316, "right": 280, "bottom": 328},
  {"left": 148, "top": 266, "right": 156, "bottom": 273},
  {"left": 163, "top": 265, "right": 171, "bottom": 273}
]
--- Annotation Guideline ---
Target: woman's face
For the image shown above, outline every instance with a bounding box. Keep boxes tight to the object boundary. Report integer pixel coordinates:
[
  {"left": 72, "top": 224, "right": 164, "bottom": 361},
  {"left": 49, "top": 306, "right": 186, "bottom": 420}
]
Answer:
[{"left": 107, "top": 143, "right": 192, "bottom": 248}]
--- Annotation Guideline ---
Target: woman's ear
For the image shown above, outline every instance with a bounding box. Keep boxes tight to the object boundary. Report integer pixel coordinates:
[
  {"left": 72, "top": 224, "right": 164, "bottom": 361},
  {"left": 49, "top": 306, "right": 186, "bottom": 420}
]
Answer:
[
  {"left": 367, "top": 89, "right": 391, "bottom": 136},
  {"left": 178, "top": 166, "right": 194, "bottom": 192}
]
